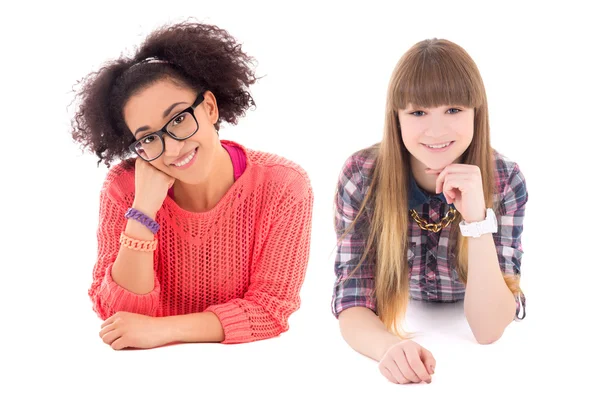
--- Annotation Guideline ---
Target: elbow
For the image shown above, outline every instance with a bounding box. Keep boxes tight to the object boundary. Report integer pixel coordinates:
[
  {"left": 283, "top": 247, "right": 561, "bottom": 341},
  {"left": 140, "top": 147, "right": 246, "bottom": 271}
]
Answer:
[
  {"left": 475, "top": 334, "right": 500, "bottom": 345},
  {"left": 473, "top": 328, "right": 504, "bottom": 345},
  {"left": 467, "top": 312, "right": 508, "bottom": 344},
  {"left": 465, "top": 302, "right": 513, "bottom": 345}
]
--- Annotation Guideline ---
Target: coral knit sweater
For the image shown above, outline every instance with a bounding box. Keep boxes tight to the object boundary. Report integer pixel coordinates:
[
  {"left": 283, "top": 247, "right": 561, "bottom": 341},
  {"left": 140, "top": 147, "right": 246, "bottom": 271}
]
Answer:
[{"left": 88, "top": 140, "right": 314, "bottom": 344}]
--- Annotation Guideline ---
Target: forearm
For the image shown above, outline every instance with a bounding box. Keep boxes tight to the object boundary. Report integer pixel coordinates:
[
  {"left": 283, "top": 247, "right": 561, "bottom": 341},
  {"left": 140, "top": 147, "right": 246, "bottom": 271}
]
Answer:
[
  {"left": 464, "top": 233, "right": 515, "bottom": 344},
  {"left": 162, "top": 312, "right": 225, "bottom": 343},
  {"left": 339, "top": 307, "right": 402, "bottom": 361},
  {"left": 110, "top": 204, "right": 157, "bottom": 294}
]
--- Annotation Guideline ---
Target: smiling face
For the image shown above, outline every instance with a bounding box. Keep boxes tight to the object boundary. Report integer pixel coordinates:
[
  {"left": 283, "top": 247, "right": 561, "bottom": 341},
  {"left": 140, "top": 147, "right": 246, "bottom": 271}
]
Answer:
[
  {"left": 123, "top": 79, "right": 221, "bottom": 184},
  {"left": 398, "top": 104, "right": 475, "bottom": 172}
]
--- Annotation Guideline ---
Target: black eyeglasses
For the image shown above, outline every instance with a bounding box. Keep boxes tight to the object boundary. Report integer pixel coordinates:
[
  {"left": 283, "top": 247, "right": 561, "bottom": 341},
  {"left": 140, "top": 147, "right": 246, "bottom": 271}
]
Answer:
[{"left": 128, "top": 93, "right": 205, "bottom": 162}]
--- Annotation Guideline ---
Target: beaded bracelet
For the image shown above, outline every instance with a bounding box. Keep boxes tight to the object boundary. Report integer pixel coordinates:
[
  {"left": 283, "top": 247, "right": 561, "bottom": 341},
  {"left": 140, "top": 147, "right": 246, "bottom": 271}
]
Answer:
[
  {"left": 124, "top": 208, "right": 160, "bottom": 234},
  {"left": 119, "top": 232, "right": 158, "bottom": 252}
]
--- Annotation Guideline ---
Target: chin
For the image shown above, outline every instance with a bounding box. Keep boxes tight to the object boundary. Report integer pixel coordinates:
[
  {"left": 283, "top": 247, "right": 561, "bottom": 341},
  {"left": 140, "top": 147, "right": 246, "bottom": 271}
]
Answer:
[
  {"left": 420, "top": 159, "right": 449, "bottom": 171},
  {"left": 422, "top": 153, "right": 463, "bottom": 170}
]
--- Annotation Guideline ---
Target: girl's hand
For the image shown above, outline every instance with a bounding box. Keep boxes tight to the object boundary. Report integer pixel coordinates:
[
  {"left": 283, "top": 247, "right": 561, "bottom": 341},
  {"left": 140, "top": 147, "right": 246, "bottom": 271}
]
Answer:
[
  {"left": 378, "top": 340, "right": 436, "bottom": 384},
  {"left": 426, "top": 164, "right": 486, "bottom": 223},
  {"left": 99, "top": 311, "right": 171, "bottom": 350},
  {"left": 132, "top": 157, "right": 175, "bottom": 217}
]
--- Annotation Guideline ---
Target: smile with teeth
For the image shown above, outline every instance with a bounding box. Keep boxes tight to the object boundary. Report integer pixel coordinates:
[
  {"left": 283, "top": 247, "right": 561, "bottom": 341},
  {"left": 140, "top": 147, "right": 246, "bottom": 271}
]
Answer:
[
  {"left": 172, "top": 148, "right": 197, "bottom": 167},
  {"left": 425, "top": 141, "right": 453, "bottom": 149}
]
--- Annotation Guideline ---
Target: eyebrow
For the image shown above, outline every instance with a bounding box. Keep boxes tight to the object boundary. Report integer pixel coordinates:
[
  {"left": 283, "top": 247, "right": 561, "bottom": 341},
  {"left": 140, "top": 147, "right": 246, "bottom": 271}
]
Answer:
[{"left": 133, "top": 101, "right": 188, "bottom": 137}]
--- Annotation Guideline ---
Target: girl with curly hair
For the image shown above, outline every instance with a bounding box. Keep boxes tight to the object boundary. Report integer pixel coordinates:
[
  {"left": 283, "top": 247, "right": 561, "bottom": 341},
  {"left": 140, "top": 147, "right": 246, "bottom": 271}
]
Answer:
[
  {"left": 71, "top": 21, "right": 314, "bottom": 350},
  {"left": 332, "top": 38, "right": 528, "bottom": 384}
]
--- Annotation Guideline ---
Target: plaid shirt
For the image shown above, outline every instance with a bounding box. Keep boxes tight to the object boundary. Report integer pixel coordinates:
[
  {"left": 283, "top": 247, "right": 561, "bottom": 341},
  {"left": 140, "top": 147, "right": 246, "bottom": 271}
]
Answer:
[{"left": 332, "top": 146, "right": 528, "bottom": 321}]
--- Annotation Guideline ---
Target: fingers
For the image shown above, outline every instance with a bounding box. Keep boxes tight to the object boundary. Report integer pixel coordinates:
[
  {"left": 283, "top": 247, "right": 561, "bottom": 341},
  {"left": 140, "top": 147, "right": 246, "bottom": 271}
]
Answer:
[
  {"left": 99, "top": 323, "right": 116, "bottom": 339},
  {"left": 435, "top": 166, "right": 459, "bottom": 194},
  {"left": 393, "top": 349, "right": 422, "bottom": 383},
  {"left": 111, "top": 337, "right": 127, "bottom": 350},
  {"left": 101, "top": 329, "right": 121, "bottom": 345},
  {"left": 379, "top": 341, "right": 436, "bottom": 385},
  {"left": 441, "top": 174, "right": 471, "bottom": 202},
  {"left": 380, "top": 361, "right": 409, "bottom": 384},
  {"left": 441, "top": 177, "right": 455, "bottom": 204},
  {"left": 435, "top": 164, "right": 478, "bottom": 175},
  {"left": 420, "top": 347, "right": 437, "bottom": 375},
  {"left": 404, "top": 346, "right": 432, "bottom": 383},
  {"left": 379, "top": 365, "right": 399, "bottom": 384},
  {"left": 100, "top": 315, "right": 115, "bottom": 329},
  {"left": 101, "top": 311, "right": 126, "bottom": 329},
  {"left": 436, "top": 170, "right": 446, "bottom": 194},
  {"left": 434, "top": 165, "right": 479, "bottom": 194}
]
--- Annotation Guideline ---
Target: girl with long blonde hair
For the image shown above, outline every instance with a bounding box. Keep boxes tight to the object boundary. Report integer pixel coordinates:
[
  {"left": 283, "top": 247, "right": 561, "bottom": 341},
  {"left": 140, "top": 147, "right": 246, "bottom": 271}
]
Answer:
[{"left": 332, "top": 38, "right": 528, "bottom": 384}]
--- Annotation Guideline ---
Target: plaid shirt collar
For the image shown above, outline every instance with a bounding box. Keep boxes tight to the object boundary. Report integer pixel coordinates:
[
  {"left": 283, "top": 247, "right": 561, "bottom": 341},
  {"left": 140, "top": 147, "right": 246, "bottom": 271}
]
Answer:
[{"left": 409, "top": 173, "right": 449, "bottom": 209}]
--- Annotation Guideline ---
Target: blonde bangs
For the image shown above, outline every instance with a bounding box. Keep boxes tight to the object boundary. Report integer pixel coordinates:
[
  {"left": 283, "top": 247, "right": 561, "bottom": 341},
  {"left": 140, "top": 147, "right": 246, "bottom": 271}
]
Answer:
[{"left": 392, "top": 39, "right": 486, "bottom": 111}]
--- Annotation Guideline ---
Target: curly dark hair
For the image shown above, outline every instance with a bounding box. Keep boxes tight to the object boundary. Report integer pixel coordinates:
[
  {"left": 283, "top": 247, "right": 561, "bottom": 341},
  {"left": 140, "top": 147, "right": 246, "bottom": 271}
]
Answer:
[{"left": 70, "top": 20, "right": 258, "bottom": 168}]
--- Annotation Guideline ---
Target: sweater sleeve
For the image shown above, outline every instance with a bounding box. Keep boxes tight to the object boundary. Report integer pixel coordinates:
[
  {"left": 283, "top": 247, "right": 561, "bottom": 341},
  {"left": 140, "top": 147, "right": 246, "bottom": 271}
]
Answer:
[
  {"left": 205, "top": 172, "right": 314, "bottom": 344},
  {"left": 88, "top": 174, "right": 161, "bottom": 320}
]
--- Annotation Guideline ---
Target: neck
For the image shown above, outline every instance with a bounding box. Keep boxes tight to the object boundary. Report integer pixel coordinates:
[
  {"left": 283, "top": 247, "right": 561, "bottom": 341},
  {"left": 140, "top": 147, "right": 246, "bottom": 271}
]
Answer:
[{"left": 173, "top": 144, "right": 234, "bottom": 213}]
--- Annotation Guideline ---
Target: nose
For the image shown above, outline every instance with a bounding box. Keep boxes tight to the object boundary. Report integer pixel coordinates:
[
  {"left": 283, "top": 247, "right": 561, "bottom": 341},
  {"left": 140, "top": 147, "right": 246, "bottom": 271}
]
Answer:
[
  {"left": 162, "top": 134, "right": 185, "bottom": 157},
  {"left": 424, "top": 115, "right": 447, "bottom": 138}
]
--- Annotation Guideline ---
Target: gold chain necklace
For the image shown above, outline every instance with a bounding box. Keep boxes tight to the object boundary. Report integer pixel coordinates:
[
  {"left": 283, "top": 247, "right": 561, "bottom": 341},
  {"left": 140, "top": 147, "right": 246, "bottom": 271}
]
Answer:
[{"left": 410, "top": 207, "right": 458, "bottom": 233}]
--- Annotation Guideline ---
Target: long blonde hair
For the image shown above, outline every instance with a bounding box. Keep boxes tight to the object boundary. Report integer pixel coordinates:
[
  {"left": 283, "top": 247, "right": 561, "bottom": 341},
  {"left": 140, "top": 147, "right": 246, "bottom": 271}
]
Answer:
[{"left": 338, "top": 38, "right": 521, "bottom": 337}]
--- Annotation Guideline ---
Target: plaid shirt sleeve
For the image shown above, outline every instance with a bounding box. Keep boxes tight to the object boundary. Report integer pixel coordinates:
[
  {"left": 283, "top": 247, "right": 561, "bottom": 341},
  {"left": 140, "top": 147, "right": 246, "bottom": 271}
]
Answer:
[
  {"left": 493, "top": 160, "right": 528, "bottom": 320},
  {"left": 331, "top": 153, "right": 377, "bottom": 318}
]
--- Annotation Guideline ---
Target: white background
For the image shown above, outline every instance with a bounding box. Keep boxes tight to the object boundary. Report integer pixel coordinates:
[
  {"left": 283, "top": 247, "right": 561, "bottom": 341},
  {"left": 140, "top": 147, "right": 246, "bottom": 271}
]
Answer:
[{"left": 1, "top": 0, "right": 598, "bottom": 398}]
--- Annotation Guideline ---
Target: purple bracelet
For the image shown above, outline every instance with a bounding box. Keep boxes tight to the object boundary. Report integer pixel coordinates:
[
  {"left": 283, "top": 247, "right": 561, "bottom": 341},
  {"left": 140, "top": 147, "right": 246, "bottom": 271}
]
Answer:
[{"left": 124, "top": 208, "right": 160, "bottom": 234}]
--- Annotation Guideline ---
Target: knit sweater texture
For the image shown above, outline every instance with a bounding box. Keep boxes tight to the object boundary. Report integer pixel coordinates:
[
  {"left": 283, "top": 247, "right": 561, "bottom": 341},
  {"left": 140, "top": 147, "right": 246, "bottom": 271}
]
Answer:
[{"left": 89, "top": 140, "right": 314, "bottom": 344}]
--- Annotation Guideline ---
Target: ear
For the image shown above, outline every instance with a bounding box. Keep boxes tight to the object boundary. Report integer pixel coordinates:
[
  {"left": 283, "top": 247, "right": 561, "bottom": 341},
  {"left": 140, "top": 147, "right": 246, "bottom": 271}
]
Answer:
[{"left": 201, "top": 90, "right": 219, "bottom": 125}]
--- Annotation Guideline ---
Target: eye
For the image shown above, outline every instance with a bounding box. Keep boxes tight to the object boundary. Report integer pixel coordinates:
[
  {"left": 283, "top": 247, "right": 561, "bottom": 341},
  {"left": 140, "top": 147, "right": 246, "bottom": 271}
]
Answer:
[
  {"left": 410, "top": 111, "right": 425, "bottom": 117},
  {"left": 172, "top": 114, "right": 186, "bottom": 125},
  {"left": 447, "top": 108, "right": 461, "bottom": 114},
  {"left": 141, "top": 135, "right": 156, "bottom": 144}
]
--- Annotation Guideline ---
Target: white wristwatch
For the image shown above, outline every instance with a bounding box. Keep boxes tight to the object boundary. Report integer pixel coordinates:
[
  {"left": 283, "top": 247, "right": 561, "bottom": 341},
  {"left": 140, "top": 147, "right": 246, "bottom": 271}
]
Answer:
[{"left": 459, "top": 208, "right": 498, "bottom": 238}]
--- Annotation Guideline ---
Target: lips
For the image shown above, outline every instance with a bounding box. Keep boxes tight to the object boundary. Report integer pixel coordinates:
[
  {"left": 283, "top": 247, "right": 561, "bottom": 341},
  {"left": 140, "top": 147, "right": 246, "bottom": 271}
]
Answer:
[
  {"left": 423, "top": 141, "right": 453, "bottom": 148},
  {"left": 170, "top": 147, "right": 198, "bottom": 165},
  {"left": 421, "top": 141, "right": 455, "bottom": 153}
]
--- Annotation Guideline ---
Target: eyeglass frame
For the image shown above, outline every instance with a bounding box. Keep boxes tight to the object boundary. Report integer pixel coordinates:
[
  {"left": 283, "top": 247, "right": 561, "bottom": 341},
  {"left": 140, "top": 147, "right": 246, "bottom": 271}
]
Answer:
[{"left": 128, "top": 93, "right": 205, "bottom": 162}]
